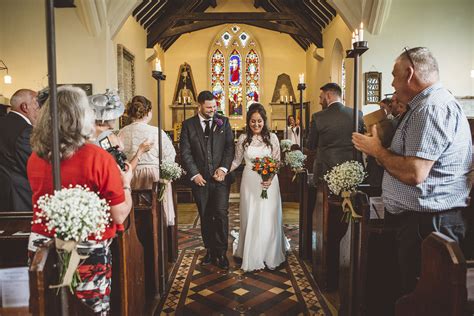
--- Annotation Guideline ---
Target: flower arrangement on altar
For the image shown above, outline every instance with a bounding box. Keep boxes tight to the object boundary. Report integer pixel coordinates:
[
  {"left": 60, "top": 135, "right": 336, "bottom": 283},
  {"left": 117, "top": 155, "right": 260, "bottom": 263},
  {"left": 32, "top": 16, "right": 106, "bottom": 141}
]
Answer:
[
  {"left": 323, "top": 161, "right": 366, "bottom": 222},
  {"left": 284, "top": 150, "right": 307, "bottom": 181},
  {"left": 159, "top": 161, "right": 185, "bottom": 201},
  {"left": 251, "top": 156, "right": 279, "bottom": 199},
  {"left": 34, "top": 185, "right": 111, "bottom": 292},
  {"left": 280, "top": 139, "right": 292, "bottom": 153}
]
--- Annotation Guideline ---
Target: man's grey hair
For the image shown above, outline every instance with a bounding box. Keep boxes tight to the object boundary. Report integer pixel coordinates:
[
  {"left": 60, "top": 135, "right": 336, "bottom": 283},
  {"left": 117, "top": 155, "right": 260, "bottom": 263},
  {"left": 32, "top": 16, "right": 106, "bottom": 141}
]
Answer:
[
  {"left": 31, "top": 85, "right": 95, "bottom": 161},
  {"left": 398, "top": 47, "right": 439, "bottom": 84},
  {"left": 10, "top": 89, "right": 35, "bottom": 110}
]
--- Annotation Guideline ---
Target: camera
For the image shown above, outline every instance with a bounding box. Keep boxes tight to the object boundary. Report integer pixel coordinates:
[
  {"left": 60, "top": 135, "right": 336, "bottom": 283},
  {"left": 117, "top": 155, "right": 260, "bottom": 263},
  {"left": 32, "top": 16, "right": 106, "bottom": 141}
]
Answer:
[{"left": 99, "top": 137, "right": 128, "bottom": 171}]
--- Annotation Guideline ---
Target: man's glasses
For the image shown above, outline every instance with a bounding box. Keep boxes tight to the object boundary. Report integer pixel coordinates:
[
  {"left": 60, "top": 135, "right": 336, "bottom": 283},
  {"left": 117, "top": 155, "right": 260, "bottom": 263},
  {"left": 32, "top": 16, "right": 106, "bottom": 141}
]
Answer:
[{"left": 403, "top": 47, "right": 416, "bottom": 70}]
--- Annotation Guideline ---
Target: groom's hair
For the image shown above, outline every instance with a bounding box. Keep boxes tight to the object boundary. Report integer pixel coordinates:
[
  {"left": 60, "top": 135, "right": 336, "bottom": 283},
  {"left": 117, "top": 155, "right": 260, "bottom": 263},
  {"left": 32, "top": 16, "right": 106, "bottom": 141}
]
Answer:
[{"left": 197, "top": 91, "right": 215, "bottom": 104}]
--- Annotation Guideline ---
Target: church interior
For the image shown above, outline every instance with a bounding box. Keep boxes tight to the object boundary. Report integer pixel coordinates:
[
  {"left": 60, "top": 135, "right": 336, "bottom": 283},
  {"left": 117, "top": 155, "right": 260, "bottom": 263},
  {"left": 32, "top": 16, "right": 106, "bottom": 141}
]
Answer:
[{"left": 0, "top": 0, "right": 473, "bottom": 315}]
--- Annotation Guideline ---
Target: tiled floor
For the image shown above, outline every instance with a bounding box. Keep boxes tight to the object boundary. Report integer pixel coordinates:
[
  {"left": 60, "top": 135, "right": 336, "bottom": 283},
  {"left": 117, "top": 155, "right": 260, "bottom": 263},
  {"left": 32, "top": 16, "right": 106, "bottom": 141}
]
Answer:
[{"left": 157, "top": 202, "right": 334, "bottom": 315}]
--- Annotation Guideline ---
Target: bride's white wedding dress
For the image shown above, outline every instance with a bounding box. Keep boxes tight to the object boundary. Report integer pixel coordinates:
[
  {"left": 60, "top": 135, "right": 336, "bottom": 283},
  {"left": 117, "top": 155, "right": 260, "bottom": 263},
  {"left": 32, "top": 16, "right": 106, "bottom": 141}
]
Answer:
[{"left": 230, "top": 133, "right": 290, "bottom": 272}]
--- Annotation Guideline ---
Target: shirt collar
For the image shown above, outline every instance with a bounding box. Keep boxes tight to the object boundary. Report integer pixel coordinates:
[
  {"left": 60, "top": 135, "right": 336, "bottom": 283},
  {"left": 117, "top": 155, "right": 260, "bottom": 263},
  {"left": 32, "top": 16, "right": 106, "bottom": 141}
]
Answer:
[
  {"left": 407, "top": 82, "right": 442, "bottom": 111},
  {"left": 10, "top": 110, "right": 32, "bottom": 125},
  {"left": 198, "top": 113, "right": 211, "bottom": 123},
  {"left": 327, "top": 100, "right": 340, "bottom": 108}
]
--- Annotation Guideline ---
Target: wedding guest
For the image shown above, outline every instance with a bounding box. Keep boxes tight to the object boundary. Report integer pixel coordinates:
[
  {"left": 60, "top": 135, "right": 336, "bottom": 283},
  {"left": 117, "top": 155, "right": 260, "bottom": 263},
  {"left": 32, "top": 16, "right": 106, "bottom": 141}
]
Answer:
[
  {"left": 28, "top": 85, "right": 133, "bottom": 314},
  {"left": 89, "top": 90, "right": 151, "bottom": 170},
  {"left": 353, "top": 47, "right": 472, "bottom": 295},
  {"left": 0, "top": 89, "right": 41, "bottom": 212},
  {"left": 118, "top": 95, "right": 177, "bottom": 225},
  {"left": 379, "top": 97, "right": 393, "bottom": 119},
  {"left": 391, "top": 92, "right": 408, "bottom": 120},
  {"left": 307, "top": 82, "right": 364, "bottom": 181},
  {"left": 284, "top": 115, "right": 301, "bottom": 147}
]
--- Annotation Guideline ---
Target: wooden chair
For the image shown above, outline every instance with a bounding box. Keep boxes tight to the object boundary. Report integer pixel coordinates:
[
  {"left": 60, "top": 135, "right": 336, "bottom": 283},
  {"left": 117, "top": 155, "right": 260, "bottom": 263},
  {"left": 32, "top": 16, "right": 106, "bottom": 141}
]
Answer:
[{"left": 395, "top": 232, "right": 469, "bottom": 316}]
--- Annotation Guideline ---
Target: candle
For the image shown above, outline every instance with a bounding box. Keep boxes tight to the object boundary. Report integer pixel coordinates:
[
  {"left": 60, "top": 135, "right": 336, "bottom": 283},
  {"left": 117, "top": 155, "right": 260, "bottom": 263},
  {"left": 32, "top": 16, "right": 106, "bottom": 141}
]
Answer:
[
  {"left": 188, "top": 97, "right": 191, "bottom": 104},
  {"left": 285, "top": 96, "right": 288, "bottom": 103},
  {"left": 299, "top": 73, "right": 305, "bottom": 84},
  {"left": 359, "top": 22, "right": 364, "bottom": 41},
  {"left": 280, "top": 95, "right": 284, "bottom": 103},
  {"left": 275, "top": 122, "right": 278, "bottom": 130},
  {"left": 290, "top": 95, "right": 293, "bottom": 103},
  {"left": 155, "top": 58, "right": 161, "bottom": 72},
  {"left": 355, "top": 29, "right": 359, "bottom": 42},
  {"left": 351, "top": 32, "right": 355, "bottom": 45},
  {"left": 178, "top": 96, "right": 181, "bottom": 104}
]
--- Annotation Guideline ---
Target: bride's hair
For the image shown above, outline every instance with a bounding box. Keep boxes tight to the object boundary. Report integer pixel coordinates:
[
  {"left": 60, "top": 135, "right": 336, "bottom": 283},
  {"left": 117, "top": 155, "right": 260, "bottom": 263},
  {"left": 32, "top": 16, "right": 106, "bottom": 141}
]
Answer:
[{"left": 243, "top": 103, "right": 272, "bottom": 150}]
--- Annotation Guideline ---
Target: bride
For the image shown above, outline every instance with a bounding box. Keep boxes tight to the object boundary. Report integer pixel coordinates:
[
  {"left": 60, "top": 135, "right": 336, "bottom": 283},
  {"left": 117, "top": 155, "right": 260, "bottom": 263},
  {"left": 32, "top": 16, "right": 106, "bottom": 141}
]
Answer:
[{"left": 230, "top": 103, "right": 289, "bottom": 272}]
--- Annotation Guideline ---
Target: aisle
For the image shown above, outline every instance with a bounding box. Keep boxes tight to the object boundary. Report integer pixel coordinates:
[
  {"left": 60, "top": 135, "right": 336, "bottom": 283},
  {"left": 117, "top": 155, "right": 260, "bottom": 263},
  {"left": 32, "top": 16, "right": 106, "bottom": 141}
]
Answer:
[{"left": 156, "top": 203, "right": 332, "bottom": 315}]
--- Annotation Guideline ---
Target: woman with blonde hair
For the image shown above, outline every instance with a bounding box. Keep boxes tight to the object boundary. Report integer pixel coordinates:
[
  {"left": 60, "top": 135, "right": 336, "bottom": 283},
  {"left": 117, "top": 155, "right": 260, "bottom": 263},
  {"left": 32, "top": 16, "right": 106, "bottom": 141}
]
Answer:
[
  {"left": 27, "top": 85, "right": 133, "bottom": 314},
  {"left": 118, "top": 95, "right": 177, "bottom": 225}
]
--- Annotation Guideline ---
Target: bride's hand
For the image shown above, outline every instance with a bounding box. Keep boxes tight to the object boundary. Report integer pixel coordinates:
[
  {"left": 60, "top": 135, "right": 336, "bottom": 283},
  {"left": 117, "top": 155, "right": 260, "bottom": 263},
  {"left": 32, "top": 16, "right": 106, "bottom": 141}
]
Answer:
[{"left": 261, "top": 179, "right": 272, "bottom": 189}]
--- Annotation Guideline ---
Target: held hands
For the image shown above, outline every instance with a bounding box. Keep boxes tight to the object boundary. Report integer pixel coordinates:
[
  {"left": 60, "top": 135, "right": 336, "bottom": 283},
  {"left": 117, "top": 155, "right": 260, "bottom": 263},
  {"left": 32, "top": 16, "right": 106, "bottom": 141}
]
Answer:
[
  {"left": 213, "top": 169, "right": 226, "bottom": 182},
  {"left": 352, "top": 125, "right": 383, "bottom": 158}
]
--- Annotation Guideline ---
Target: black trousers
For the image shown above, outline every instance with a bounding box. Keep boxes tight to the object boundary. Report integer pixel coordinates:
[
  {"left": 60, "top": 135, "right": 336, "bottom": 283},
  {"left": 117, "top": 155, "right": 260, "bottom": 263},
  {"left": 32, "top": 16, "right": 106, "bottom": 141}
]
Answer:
[
  {"left": 192, "top": 179, "right": 230, "bottom": 255},
  {"left": 384, "top": 208, "right": 468, "bottom": 295}
]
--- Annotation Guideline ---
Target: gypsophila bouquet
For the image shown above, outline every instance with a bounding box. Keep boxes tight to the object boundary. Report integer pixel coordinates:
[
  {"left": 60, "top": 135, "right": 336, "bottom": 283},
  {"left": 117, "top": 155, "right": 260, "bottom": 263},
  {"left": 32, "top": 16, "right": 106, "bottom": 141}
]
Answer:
[
  {"left": 252, "top": 156, "right": 279, "bottom": 199},
  {"left": 34, "top": 185, "right": 111, "bottom": 292},
  {"left": 159, "top": 161, "right": 185, "bottom": 201},
  {"left": 323, "top": 161, "right": 366, "bottom": 222},
  {"left": 280, "top": 139, "right": 293, "bottom": 153},
  {"left": 285, "top": 150, "right": 307, "bottom": 181}
]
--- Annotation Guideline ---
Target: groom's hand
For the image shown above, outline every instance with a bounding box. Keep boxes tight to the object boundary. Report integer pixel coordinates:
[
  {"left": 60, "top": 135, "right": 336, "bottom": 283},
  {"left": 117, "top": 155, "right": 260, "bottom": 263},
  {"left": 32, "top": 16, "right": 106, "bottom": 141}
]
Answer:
[
  {"left": 193, "top": 174, "right": 207, "bottom": 186},
  {"left": 213, "top": 169, "right": 226, "bottom": 182}
]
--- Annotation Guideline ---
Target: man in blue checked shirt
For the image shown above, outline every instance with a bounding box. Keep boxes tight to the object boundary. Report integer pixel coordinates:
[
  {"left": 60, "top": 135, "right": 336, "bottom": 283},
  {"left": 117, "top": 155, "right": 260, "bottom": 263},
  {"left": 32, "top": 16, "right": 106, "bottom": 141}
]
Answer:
[{"left": 353, "top": 47, "right": 472, "bottom": 295}]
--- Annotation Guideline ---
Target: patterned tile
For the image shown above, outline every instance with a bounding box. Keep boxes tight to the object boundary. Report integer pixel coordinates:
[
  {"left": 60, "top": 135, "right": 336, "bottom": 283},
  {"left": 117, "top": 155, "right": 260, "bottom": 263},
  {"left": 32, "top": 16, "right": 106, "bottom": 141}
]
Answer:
[{"left": 158, "top": 203, "right": 332, "bottom": 315}]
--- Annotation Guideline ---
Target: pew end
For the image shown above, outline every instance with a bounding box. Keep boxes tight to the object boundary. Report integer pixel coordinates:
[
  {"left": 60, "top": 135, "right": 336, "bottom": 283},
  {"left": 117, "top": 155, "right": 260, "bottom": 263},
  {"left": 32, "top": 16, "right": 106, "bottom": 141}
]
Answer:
[{"left": 395, "top": 232, "right": 468, "bottom": 316}]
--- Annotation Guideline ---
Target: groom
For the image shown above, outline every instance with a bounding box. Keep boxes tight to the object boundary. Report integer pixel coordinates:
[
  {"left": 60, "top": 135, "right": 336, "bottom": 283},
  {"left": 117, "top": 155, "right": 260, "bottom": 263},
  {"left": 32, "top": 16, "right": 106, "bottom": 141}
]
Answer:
[{"left": 180, "top": 91, "right": 234, "bottom": 269}]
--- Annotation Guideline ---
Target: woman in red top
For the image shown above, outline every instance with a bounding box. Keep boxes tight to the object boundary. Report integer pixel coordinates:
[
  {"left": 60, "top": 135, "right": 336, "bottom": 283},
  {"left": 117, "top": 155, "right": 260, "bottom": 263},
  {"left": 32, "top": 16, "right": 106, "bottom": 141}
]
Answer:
[{"left": 27, "top": 85, "right": 133, "bottom": 314}]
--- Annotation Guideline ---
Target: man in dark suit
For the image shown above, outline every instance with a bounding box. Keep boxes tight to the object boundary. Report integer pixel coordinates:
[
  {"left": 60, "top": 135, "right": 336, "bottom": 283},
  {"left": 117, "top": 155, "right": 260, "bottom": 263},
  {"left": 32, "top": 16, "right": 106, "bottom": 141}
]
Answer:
[
  {"left": 308, "top": 83, "right": 364, "bottom": 181},
  {"left": 0, "top": 89, "right": 41, "bottom": 211},
  {"left": 180, "top": 91, "right": 234, "bottom": 269}
]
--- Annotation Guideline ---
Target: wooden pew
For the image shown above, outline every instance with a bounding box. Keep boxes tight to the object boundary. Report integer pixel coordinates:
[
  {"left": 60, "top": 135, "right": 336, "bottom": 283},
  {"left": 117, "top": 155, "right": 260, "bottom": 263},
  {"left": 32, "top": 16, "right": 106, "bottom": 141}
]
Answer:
[
  {"left": 131, "top": 182, "right": 178, "bottom": 307},
  {"left": 0, "top": 212, "right": 32, "bottom": 267},
  {"left": 29, "top": 206, "right": 146, "bottom": 316},
  {"left": 311, "top": 182, "right": 348, "bottom": 291},
  {"left": 395, "top": 232, "right": 470, "bottom": 316}
]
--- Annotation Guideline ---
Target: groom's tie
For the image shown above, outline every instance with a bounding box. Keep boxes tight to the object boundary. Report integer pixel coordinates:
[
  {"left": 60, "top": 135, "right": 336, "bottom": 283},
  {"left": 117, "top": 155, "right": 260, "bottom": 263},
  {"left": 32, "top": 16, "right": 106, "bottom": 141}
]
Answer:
[{"left": 204, "top": 119, "right": 211, "bottom": 138}]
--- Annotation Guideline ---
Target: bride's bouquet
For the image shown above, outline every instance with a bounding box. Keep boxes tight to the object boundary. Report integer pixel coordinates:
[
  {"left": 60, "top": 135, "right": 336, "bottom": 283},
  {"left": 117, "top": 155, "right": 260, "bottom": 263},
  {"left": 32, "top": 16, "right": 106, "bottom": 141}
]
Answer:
[
  {"left": 323, "top": 161, "right": 366, "bottom": 222},
  {"left": 284, "top": 149, "right": 307, "bottom": 181},
  {"left": 280, "top": 139, "right": 293, "bottom": 153},
  {"left": 34, "top": 185, "right": 111, "bottom": 292},
  {"left": 251, "top": 156, "right": 279, "bottom": 199},
  {"left": 159, "top": 161, "right": 185, "bottom": 201}
]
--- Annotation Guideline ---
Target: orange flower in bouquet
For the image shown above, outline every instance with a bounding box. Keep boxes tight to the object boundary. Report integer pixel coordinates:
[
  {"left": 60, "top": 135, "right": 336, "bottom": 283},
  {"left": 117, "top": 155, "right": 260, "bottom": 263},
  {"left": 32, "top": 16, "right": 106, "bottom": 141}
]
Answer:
[{"left": 251, "top": 156, "right": 279, "bottom": 199}]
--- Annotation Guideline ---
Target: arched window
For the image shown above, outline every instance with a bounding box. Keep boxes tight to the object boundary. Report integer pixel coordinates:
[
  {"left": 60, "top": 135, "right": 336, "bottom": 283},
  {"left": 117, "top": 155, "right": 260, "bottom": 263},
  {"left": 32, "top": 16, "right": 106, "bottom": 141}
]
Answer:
[{"left": 209, "top": 26, "right": 262, "bottom": 117}]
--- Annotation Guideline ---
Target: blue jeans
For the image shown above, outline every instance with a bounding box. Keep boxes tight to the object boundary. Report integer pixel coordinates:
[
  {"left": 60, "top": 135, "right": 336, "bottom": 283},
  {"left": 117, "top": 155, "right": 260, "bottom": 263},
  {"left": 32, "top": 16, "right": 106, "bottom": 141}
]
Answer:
[{"left": 384, "top": 208, "right": 468, "bottom": 295}]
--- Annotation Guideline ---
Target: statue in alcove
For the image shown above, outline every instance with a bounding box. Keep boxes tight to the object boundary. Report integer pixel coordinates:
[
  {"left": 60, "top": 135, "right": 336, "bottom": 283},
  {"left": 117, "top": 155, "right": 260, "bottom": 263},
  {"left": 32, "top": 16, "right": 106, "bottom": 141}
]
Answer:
[{"left": 173, "top": 62, "right": 197, "bottom": 104}]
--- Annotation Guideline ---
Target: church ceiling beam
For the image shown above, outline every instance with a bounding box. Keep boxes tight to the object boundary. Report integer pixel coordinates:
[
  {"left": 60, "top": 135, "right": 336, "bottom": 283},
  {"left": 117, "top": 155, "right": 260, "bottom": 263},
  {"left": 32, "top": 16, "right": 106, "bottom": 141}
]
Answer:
[
  {"left": 269, "top": 0, "right": 323, "bottom": 47},
  {"left": 243, "top": 21, "right": 310, "bottom": 37},
  {"left": 135, "top": 0, "right": 160, "bottom": 23},
  {"left": 161, "top": 21, "right": 223, "bottom": 38},
  {"left": 147, "top": 0, "right": 202, "bottom": 48},
  {"left": 174, "top": 12, "right": 295, "bottom": 22}
]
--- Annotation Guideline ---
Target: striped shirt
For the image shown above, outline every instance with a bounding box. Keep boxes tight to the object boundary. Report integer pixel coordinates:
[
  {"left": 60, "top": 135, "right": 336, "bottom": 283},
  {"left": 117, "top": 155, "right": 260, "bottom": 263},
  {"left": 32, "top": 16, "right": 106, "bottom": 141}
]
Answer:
[{"left": 382, "top": 83, "right": 472, "bottom": 214}]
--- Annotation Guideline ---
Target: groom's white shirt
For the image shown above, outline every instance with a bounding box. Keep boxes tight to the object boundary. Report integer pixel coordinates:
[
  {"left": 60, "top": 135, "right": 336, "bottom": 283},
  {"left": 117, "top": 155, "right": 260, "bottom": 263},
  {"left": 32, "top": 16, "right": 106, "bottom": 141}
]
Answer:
[{"left": 189, "top": 113, "right": 228, "bottom": 181}]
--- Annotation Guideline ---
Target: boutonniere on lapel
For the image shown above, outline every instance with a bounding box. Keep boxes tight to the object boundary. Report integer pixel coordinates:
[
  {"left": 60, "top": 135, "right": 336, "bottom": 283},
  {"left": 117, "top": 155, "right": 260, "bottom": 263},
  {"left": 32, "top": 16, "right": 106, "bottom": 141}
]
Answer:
[{"left": 213, "top": 116, "right": 224, "bottom": 132}]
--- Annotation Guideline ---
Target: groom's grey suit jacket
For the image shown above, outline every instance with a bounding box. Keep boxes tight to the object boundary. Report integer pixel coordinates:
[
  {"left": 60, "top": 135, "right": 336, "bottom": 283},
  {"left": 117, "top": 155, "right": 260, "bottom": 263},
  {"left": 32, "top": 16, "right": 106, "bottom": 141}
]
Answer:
[{"left": 180, "top": 114, "right": 234, "bottom": 182}]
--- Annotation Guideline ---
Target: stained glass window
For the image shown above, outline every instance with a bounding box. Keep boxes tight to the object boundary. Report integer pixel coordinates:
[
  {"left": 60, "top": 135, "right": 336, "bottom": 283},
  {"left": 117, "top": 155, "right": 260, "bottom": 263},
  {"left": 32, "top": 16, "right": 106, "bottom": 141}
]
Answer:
[
  {"left": 209, "top": 26, "right": 261, "bottom": 117},
  {"left": 211, "top": 49, "right": 225, "bottom": 113},
  {"left": 245, "top": 49, "right": 260, "bottom": 109},
  {"left": 228, "top": 50, "right": 243, "bottom": 116}
]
